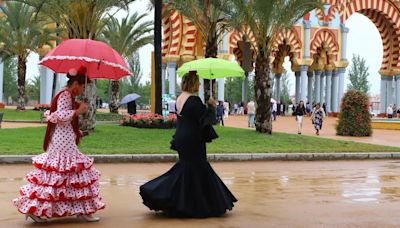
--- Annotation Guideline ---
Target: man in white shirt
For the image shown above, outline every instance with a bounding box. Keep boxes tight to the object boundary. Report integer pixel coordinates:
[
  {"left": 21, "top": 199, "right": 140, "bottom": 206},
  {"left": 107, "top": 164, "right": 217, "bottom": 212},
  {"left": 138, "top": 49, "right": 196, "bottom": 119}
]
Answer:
[
  {"left": 272, "top": 101, "right": 277, "bottom": 121},
  {"left": 247, "top": 101, "right": 256, "bottom": 128},
  {"left": 387, "top": 104, "right": 393, "bottom": 118},
  {"left": 168, "top": 96, "right": 176, "bottom": 114}
]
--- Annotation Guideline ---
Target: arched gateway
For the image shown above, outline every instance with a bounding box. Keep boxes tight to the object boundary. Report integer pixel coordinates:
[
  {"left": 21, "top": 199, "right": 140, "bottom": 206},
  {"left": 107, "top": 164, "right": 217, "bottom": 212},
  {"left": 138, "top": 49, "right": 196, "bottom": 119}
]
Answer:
[{"left": 157, "top": 0, "right": 400, "bottom": 115}]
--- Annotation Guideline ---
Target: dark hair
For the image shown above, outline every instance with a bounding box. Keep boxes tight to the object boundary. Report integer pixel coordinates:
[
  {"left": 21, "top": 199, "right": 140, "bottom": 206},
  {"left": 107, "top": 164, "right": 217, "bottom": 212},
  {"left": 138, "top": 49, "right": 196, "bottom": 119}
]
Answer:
[
  {"left": 66, "top": 74, "right": 91, "bottom": 87},
  {"left": 181, "top": 71, "right": 199, "bottom": 93}
]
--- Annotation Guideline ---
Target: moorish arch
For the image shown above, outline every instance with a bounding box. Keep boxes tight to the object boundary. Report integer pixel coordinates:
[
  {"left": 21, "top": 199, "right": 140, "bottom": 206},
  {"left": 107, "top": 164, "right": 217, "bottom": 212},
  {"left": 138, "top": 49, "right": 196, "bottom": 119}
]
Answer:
[
  {"left": 324, "top": 0, "right": 400, "bottom": 114},
  {"left": 269, "top": 29, "right": 303, "bottom": 103}
]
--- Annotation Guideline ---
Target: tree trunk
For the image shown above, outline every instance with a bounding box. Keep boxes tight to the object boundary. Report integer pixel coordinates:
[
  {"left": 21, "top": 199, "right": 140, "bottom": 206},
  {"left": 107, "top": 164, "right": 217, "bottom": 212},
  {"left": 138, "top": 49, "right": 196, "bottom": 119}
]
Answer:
[
  {"left": 109, "top": 80, "right": 119, "bottom": 113},
  {"left": 17, "top": 56, "right": 26, "bottom": 110},
  {"left": 254, "top": 47, "right": 273, "bottom": 134},
  {"left": 80, "top": 81, "right": 97, "bottom": 133},
  {"left": 204, "top": 28, "right": 218, "bottom": 102}
]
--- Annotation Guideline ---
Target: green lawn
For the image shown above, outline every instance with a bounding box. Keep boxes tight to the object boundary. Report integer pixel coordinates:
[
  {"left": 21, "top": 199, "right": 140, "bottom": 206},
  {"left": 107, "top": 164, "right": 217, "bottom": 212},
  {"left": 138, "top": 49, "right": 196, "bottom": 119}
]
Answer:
[
  {"left": 0, "top": 109, "right": 42, "bottom": 121},
  {"left": 0, "top": 125, "right": 399, "bottom": 155},
  {"left": 0, "top": 109, "right": 122, "bottom": 121}
]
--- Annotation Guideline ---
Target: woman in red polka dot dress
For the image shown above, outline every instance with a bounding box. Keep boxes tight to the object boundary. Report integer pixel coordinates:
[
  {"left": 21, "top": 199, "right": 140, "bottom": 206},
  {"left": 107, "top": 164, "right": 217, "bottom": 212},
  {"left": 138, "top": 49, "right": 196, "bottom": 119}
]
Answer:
[{"left": 13, "top": 68, "right": 105, "bottom": 223}]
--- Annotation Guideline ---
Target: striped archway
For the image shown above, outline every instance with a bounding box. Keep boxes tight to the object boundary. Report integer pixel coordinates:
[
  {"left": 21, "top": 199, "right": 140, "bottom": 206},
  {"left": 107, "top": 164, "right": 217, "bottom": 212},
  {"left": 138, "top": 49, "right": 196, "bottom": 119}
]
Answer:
[
  {"left": 310, "top": 28, "right": 340, "bottom": 62},
  {"left": 272, "top": 28, "right": 302, "bottom": 60}
]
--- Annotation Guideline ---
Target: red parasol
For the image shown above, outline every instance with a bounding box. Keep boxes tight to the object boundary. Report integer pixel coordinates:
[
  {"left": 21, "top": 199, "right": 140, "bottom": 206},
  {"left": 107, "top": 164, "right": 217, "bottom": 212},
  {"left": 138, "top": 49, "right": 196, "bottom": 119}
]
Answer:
[{"left": 39, "top": 39, "right": 131, "bottom": 80}]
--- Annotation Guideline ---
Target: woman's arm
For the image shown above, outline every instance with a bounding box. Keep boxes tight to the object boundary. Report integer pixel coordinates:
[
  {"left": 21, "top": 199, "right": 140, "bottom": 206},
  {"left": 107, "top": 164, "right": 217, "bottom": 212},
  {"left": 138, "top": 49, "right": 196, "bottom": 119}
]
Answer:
[{"left": 45, "top": 91, "right": 76, "bottom": 123}]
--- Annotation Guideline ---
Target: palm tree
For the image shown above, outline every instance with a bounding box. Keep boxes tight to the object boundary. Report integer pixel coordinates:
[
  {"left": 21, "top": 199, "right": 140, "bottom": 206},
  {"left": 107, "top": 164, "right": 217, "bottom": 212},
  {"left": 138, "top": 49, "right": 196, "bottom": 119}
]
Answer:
[
  {"left": 20, "top": 0, "right": 136, "bottom": 131},
  {"left": 0, "top": 2, "right": 57, "bottom": 110},
  {"left": 168, "top": 0, "right": 231, "bottom": 101},
  {"left": 100, "top": 12, "right": 153, "bottom": 113},
  {"left": 230, "top": 0, "right": 321, "bottom": 133}
]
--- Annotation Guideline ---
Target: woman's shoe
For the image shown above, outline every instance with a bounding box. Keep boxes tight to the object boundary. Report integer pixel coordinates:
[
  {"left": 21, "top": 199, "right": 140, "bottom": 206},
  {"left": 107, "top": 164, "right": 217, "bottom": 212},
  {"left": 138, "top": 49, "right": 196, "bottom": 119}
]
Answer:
[
  {"left": 25, "top": 214, "right": 47, "bottom": 223},
  {"left": 77, "top": 214, "right": 100, "bottom": 222}
]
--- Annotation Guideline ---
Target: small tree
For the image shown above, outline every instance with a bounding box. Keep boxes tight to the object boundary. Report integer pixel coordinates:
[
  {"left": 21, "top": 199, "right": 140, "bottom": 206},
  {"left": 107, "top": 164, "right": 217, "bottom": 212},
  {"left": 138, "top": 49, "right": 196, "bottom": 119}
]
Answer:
[
  {"left": 347, "top": 54, "right": 370, "bottom": 93},
  {"left": 336, "top": 90, "right": 372, "bottom": 136},
  {"left": 280, "top": 72, "right": 291, "bottom": 105}
]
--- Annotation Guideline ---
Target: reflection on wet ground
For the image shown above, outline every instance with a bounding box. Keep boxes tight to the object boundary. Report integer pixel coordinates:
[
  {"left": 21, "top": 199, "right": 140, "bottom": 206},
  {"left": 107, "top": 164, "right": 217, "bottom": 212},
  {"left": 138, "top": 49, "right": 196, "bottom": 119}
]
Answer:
[{"left": 1, "top": 161, "right": 400, "bottom": 227}]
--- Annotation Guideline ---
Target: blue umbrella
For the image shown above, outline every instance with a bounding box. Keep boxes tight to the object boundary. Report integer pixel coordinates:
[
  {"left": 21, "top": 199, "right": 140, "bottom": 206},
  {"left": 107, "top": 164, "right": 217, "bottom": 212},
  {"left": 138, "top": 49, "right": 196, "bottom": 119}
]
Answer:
[{"left": 120, "top": 93, "right": 141, "bottom": 105}]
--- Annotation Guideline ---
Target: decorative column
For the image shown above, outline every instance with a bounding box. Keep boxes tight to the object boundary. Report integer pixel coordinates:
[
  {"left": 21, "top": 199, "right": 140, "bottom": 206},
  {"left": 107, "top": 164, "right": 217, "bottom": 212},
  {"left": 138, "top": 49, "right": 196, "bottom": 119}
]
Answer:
[
  {"left": 396, "top": 75, "right": 400, "bottom": 108},
  {"left": 340, "top": 24, "right": 349, "bottom": 61},
  {"left": 386, "top": 76, "right": 394, "bottom": 107},
  {"left": 320, "top": 71, "right": 325, "bottom": 105},
  {"left": 199, "top": 78, "right": 205, "bottom": 103},
  {"left": 303, "top": 20, "right": 311, "bottom": 59},
  {"left": 39, "top": 66, "right": 54, "bottom": 104},
  {"left": 0, "top": 59, "right": 3, "bottom": 103},
  {"left": 380, "top": 75, "right": 388, "bottom": 113},
  {"left": 325, "top": 70, "right": 332, "bottom": 113},
  {"left": 331, "top": 70, "right": 339, "bottom": 112},
  {"left": 55, "top": 74, "right": 67, "bottom": 93},
  {"left": 161, "top": 63, "right": 166, "bottom": 96},
  {"left": 242, "top": 74, "right": 248, "bottom": 102},
  {"left": 275, "top": 73, "right": 281, "bottom": 103},
  {"left": 307, "top": 71, "right": 313, "bottom": 104},
  {"left": 167, "top": 61, "right": 176, "bottom": 96},
  {"left": 300, "top": 66, "right": 308, "bottom": 102},
  {"left": 295, "top": 71, "right": 301, "bottom": 103},
  {"left": 337, "top": 67, "right": 346, "bottom": 107},
  {"left": 314, "top": 70, "right": 321, "bottom": 103},
  {"left": 218, "top": 78, "right": 225, "bottom": 101}
]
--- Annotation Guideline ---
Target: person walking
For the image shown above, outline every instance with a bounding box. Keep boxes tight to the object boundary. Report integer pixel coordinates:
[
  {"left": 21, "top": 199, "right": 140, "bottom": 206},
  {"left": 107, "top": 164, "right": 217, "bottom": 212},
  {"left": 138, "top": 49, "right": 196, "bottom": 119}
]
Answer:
[
  {"left": 139, "top": 71, "right": 237, "bottom": 218},
  {"left": 216, "top": 101, "right": 225, "bottom": 126},
  {"left": 295, "top": 100, "right": 306, "bottom": 134},
  {"left": 168, "top": 96, "right": 177, "bottom": 115},
  {"left": 311, "top": 103, "right": 326, "bottom": 136},
  {"left": 272, "top": 101, "right": 277, "bottom": 121},
  {"left": 387, "top": 104, "right": 393, "bottom": 118},
  {"left": 13, "top": 69, "right": 105, "bottom": 223},
  {"left": 247, "top": 100, "right": 255, "bottom": 128},
  {"left": 223, "top": 100, "right": 229, "bottom": 119}
]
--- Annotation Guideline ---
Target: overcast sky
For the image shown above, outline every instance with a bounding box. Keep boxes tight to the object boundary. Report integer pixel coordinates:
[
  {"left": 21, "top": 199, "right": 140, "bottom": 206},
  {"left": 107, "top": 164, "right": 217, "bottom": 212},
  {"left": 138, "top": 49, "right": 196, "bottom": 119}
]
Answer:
[{"left": 26, "top": 3, "right": 382, "bottom": 96}]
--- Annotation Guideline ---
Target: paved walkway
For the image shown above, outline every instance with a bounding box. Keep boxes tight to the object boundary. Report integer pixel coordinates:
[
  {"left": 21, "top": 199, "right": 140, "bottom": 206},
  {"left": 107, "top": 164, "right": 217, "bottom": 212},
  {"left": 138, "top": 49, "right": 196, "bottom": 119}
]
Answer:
[
  {"left": 225, "top": 115, "right": 400, "bottom": 147},
  {"left": 2, "top": 161, "right": 400, "bottom": 227}
]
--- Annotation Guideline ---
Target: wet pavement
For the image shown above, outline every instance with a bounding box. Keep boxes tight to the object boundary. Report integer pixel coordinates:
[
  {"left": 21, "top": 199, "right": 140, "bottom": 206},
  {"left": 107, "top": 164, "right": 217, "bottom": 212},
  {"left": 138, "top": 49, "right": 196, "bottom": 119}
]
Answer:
[{"left": 1, "top": 161, "right": 400, "bottom": 227}]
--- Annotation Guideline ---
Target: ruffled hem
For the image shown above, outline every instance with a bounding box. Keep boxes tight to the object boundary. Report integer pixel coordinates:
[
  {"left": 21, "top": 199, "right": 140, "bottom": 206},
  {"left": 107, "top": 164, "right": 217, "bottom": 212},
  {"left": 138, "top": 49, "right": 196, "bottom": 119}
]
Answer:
[
  {"left": 33, "top": 152, "right": 93, "bottom": 173},
  {"left": 26, "top": 168, "right": 100, "bottom": 188},
  {"left": 20, "top": 182, "right": 100, "bottom": 201},
  {"left": 13, "top": 197, "right": 105, "bottom": 217}
]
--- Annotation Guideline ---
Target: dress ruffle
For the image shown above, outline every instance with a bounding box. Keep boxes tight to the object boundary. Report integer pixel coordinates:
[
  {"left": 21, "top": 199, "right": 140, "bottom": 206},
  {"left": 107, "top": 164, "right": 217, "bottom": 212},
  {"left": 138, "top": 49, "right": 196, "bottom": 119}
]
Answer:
[
  {"left": 33, "top": 152, "right": 93, "bottom": 173},
  {"left": 13, "top": 197, "right": 105, "bottom": 217},
  {"left": 14, "top": 152, "right": 105, "bottom": 218},
  {"left": 26, "top": 168, "right": 100, "bottom": 187},
  {"left": 20, "top": 182, "right": 100, "bottom": 201}
]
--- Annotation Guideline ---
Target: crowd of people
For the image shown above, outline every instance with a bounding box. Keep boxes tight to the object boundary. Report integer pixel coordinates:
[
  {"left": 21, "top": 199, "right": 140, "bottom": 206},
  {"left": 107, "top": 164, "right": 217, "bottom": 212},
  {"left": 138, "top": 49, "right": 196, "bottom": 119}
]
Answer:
[{"left": 387, "top": 104, "right": 400, "bottom": 118}]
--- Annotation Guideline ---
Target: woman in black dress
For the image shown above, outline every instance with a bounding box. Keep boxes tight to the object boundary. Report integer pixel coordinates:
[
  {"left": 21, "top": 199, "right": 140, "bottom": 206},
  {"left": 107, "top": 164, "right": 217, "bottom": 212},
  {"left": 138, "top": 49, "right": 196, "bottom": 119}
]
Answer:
[{"left": 139, "top": 71, "right": 237, "bottom": 218}]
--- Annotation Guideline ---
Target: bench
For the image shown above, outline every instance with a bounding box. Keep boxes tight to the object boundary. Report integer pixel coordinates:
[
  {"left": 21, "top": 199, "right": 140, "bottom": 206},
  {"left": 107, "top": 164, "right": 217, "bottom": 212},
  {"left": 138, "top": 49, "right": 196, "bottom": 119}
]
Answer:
[{"left": 0, "top": 112, "right": 3, "bottom": 128}]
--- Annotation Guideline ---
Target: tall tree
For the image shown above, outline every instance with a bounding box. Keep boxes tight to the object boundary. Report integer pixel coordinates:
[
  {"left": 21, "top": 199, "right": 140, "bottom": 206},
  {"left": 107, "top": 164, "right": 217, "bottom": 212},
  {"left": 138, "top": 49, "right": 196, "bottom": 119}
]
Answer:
[
  {"left": 280, "top": 72, "right": 291, "bottom": 105},
  {"left": 3, "top": 58, "right": 18, "bottom": 104},
  {"left": 100, "top": 12, "right": 153, "bottom": 113},
  {"left": 22, "top": 0, "right": 136, "bottom": 131},
  {"left": 154, "top": 0, "right": 163, "bottom": 114},
  {"left": 169, "top": 0, "right": 231, "bottom": 101},
  {"left": 230, "top": 0, "right": 321, "bottom": 133},
  {"left": 26, "top": 75, "right": 41, "bottom": 103},
  {"left": 347, "top": 54, "right": 370, "bottom": 94},
  {"left": 0, "top": 2, "right": 57, "bottom": 110}
]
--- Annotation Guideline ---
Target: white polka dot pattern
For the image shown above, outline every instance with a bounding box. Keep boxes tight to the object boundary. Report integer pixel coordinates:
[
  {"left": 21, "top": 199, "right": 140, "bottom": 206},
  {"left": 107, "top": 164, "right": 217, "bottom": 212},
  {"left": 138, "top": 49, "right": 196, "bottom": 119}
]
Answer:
[{"left": 13, "top": 90, "right": 105, "bottom": 217}]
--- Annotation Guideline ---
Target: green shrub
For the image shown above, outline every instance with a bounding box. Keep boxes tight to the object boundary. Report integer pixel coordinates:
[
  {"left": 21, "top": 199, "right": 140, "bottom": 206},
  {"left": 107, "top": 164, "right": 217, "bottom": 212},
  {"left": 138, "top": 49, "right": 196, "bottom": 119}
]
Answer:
[{"left": 336, "top": 90, "right": 372, "bottom": 136}]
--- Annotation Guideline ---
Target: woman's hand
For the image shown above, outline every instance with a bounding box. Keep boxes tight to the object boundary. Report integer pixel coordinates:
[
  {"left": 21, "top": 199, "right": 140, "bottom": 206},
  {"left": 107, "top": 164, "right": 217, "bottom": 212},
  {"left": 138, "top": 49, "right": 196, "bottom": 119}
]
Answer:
[{"left": 76, "top": 103, "right": 89, "bottom": 115}]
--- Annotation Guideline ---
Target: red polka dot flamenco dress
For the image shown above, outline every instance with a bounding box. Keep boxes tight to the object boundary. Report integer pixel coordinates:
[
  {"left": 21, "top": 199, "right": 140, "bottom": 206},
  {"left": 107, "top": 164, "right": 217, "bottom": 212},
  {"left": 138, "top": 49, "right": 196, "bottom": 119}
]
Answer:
[{"left": 13, "top": 90, "right": 105, "bottom": 218}]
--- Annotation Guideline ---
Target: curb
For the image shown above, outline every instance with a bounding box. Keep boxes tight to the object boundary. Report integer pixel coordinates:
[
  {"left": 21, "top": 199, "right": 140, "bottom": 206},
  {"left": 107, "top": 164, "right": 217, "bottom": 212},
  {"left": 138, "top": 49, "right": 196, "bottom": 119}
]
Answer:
[{"left": 0, "top": 152, "right": 399, "bottom": 164}]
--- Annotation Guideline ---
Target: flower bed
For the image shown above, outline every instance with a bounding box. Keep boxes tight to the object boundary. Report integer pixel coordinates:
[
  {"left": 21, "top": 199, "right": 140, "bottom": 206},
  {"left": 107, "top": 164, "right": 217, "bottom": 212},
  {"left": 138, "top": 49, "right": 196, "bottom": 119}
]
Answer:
[
  {"left": 121, "top": 113, "right": 177, "bottom": 129},
  {"left": 33, "top": 104, "right": 50, "bottom": 111},
  {"left": 0, "top": 103, "right": 5, "bottom": 109}
]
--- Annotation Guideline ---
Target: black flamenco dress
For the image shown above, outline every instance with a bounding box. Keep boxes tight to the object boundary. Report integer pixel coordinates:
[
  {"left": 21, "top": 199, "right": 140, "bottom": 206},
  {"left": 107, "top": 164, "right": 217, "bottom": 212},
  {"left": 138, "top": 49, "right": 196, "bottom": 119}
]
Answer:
[{"left": 139, "top": 96, "right": 237, "bottom": 218}]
